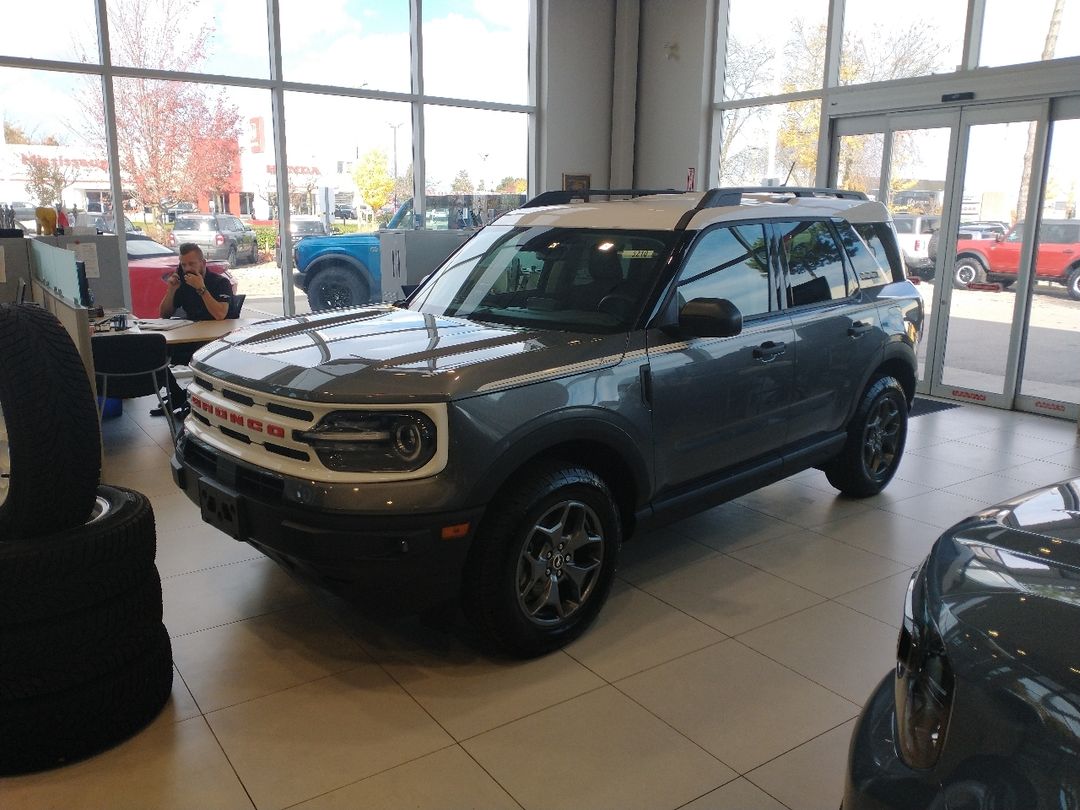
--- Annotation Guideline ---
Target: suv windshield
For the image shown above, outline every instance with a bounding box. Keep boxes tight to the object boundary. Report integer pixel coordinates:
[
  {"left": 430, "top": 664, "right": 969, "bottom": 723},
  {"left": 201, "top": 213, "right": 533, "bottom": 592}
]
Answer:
[
  {"left": 409, "top": 225, "right": 679, "bottom": 332},
  {"left": 292, "top": 220, "right": 327, "bottom": 235}
]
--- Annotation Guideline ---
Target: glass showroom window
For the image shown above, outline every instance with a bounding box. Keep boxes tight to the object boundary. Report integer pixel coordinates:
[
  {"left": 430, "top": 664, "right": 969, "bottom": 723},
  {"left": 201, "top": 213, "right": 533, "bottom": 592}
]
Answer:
[
  {"left": 0, "top": 0, "right": 99, "bottom": 62},
  {"left": 0, "top": 67, "right": 107, "bottom": 223},
  {"left": 279, "top": 0, "right": 410, "bottom": 92},
  {"left": 722, "top": 0, "right": 828, "bottom": 102},
  {"left": 282, "top": 92, "right": 411, "bottom": 224},
  {"left": 106, "top": 0, "right": 269, "bottom": 79},
  {"left": 422, "top": 0, "right": 530, "bottom": 105},
  {"left": 717, "top": 100, "right": 821, "bottom": 187},
  {"left": 839, "top": 0, "right": 966, "bottom": 85},
  {"left": 835, "top": 133, "right": 884, "bottom": 200},
  {"left": 422, "top": 105, "right": 529, "bottom": 228},
  {"left": 981, "top": 0, "right": 1079, "bottom": 67}
]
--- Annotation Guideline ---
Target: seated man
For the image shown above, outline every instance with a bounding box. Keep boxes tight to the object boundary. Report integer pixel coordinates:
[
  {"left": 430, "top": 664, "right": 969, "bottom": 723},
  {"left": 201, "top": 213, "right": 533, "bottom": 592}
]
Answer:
[{"left": 152, "top": 242, "right": 233, "bottom": 417}]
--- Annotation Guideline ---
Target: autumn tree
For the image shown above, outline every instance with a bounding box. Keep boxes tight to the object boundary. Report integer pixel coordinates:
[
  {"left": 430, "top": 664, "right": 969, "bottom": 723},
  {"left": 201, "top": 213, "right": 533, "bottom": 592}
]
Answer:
[
  {"left": 4, "top": 120, "right": 60, "bottom": 146},
  {"left": 352, "top": 149, "right": 394, "bottom": 214},
  {"left": 74, "top": 0, "right": 243, "bottom": 225},
  {"left": 495, "top": 176, "right": 527, "bottom": 193},
  {"left": 20, "top": 154, "right": 84, "bottom": 206}
]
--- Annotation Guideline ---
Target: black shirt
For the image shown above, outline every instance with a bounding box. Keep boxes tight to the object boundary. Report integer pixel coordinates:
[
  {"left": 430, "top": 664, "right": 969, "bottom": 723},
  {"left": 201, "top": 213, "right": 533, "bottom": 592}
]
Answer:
[{"left": 174, "top": 271, "right": 232, "bottom": 321}]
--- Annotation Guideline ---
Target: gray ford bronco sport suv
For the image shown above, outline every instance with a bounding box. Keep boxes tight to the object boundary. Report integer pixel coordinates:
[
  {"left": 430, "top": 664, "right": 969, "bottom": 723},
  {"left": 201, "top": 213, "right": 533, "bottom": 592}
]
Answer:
[{"left": 171, "top": 187, "right": 923, "bottom": 657}]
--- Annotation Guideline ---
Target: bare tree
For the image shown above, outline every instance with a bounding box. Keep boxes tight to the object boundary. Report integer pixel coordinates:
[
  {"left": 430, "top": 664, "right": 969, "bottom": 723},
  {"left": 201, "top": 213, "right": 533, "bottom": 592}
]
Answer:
[{"left": 716, "top": 36, "right": 775, "bottom": 185}]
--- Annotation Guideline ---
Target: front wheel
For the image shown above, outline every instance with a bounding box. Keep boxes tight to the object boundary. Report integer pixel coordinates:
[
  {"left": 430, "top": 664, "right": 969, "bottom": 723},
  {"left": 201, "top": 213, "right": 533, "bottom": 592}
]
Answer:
[
  {"left": 1066, "top": 267, "right": 1080, "bottom": 301},
  {"left": 462, "top": 463, "right": 621, "bottom": 658},
  {"left": 952, "top": 258, "right": 986, "bottom": 289},
  {"left": 306, "top": 265, "right": 369, "bottom": 310},
  {"left": 825, "top": 375, "right": 908, "bottom": 497},
  {"left": 248, "top": 239, "right": 258, "bottom": 264},
  {"left": 227, "top": 245, "right": 238, "bottom": 267}
]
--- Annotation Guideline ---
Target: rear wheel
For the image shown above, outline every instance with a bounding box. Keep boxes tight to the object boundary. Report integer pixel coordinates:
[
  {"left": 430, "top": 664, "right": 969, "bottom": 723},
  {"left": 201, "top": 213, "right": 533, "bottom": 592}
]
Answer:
[
  {"left": 306, "top": 264, "right": 370, "bottom": 310},
  {"left": 248, "top": 239, "right": 258, "bottom": 264},
  {"left": 825, "top": 375, "right": 908, "bottom": 497},
  {"left": 462, "top": 462, "right": 620, "bottom": 657},
  {"left": 952, "top": 257, "right": 986, "bottom": 289},
  {"left": 227, "top": 244, "right": 238, "bottom": 267},
  {"left": 1066, "top": 267, "right": 1080, "bottom": 301}
]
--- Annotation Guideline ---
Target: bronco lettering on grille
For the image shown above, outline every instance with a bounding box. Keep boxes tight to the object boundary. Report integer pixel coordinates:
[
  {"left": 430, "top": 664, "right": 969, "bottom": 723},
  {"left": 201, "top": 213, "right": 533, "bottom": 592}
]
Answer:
[{"left": 190, "top": 394, "right": 287, "bottom": 437}]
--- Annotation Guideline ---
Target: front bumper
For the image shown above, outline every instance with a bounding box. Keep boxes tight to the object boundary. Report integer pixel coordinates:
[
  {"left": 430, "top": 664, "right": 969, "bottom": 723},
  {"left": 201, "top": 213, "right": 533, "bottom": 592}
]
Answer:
[
  {"left": 171, "top": 433, "right": 481, "bottom": 607},
  {"left": 843, "top": 674, "right": 939, "bottom": 809}
]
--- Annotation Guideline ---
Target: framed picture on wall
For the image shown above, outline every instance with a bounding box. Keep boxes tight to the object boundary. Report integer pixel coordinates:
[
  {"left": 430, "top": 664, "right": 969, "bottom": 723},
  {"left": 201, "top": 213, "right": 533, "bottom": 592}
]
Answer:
[{"left": 562, "top": 173, "right": 591, "bottom": 193}]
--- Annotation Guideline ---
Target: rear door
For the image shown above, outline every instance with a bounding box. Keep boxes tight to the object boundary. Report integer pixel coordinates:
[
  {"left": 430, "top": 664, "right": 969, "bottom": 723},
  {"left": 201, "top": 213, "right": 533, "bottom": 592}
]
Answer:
[
  {"left": 1034, "top": 221, "right": 1080, "bottom": 278},
  {"left": 647, "top": 223, "right": 795, "bottom": 494},
  {"left": 776, "top": 219, "right": 886, "bottom": 445}
]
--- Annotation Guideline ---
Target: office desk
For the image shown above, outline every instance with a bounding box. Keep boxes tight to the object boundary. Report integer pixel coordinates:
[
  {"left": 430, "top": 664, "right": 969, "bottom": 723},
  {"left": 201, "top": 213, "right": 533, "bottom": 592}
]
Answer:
[{"left": 93, "top": 317, "right": 262, "bottom": 363}]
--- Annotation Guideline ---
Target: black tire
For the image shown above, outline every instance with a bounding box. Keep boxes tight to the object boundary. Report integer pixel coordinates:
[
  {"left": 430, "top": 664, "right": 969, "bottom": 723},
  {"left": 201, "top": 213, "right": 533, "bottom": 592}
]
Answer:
[
  {"left": 0, "top": 569, "right": 162, "bottom": 700},
  {"left": 306, "top": 264, "right": 370, "bottom": 310},
  {"left": 0, "top": 485, "right": 156, "bottom": 625},
  {"left": 1066, "top": 267, "right": 1080, "bottom": 301},
  {"left": 0, "top": 622, "right": 173, "bottom": 776},
  {"left": 825, "top": 375, "right": 908, "bottom": 498},
  {"left": 227, "top": 244, "right": 238, "bottom": 266},
  {"left": 248, "top": 238, "right": 258, "bottom": 264},
  {"left": 952, "top": 257, "right": 986, "bottom": 289},
  {"left": 461, "top": 462, "right": 621, "bottom": 658},
  {"left": 0, "top": 304, "right": 101, "bottom": 539}
]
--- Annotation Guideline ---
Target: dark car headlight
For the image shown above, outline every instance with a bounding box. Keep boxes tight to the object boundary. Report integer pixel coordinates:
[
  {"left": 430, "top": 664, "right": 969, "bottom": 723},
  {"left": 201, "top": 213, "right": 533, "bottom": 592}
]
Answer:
[
  {"left": 296, "top": 411, "right": 437, "bottom": 472},
  {"left": 894, "top": 567, "right": 955, "bottom": 770}
]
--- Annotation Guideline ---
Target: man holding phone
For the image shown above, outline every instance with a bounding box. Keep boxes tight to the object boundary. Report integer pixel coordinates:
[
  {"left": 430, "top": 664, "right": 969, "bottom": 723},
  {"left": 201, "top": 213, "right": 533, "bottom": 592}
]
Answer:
[
  {"left": 151, "top": 242, "right": 233, "bottom": 418},
  {"left": 159, "top": 242, "right": 231, "bottom": 320}
]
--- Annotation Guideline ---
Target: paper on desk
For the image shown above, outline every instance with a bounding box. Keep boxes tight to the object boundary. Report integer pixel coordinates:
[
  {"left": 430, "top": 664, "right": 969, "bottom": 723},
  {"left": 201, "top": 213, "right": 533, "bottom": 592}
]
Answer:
[
  {"left": 72, "top": 242, "right": 100, "bottom": 278},
  {"left": 137, "top": 318, "right": 194, "bottom": 330}
]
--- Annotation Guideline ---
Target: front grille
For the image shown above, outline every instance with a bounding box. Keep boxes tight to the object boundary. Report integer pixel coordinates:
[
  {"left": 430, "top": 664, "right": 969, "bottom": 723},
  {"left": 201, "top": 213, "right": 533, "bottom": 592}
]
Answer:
[
  {"left": 268, "top": 402, "right": 314, "bottom": 421},
  {"left": 265, "top": 443, "right": 309, "bottom": 461},
  {"left": 221, "top": 426, "right": 251, "bottom": 444},
  {"left": 222, "top": 388, "right": 255, "bottom": 406},
  {"left": 193, "top": 375, "right": 215, "bottom": 392}
]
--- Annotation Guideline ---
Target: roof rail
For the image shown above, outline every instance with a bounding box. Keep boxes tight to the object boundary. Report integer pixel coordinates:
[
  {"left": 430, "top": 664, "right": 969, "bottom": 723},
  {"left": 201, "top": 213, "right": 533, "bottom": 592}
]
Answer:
[
  {"left": 673, "top": 186, "right": 868, "bottom": 230},
  {"left": 520, "top": 188, "right": 684, "bottom": 209}
]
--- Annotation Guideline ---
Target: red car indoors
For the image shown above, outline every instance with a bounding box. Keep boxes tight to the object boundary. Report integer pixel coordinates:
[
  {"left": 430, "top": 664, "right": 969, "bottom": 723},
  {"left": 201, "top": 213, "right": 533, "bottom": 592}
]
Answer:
[{"left": 126, "top": 234, "right": 237, "bottom": 318}]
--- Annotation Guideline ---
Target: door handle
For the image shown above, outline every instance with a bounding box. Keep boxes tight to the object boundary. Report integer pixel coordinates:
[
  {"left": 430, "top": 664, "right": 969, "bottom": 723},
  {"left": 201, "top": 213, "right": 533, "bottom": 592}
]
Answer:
[
  {"left": 753, "top": 341, "right": 786, "bottom": 362},
  {"left": 848, "top": 321, "right": 873, "bottom": 337}
]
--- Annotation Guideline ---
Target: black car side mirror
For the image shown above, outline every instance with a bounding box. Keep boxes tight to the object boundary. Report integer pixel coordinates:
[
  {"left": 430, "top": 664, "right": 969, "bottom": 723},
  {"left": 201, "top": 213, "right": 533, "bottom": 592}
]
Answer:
[{"left": 678, "top": 297, "right": 743, "bottom": 338}]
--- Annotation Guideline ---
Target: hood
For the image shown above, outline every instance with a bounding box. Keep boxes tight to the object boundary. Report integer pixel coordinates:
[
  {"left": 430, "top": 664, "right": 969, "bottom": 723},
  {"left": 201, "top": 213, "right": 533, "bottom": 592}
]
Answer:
[
  {"left": 925, "top": 478, "right": 1080, "bottom": 679},
  {"left": 191, "top": 305, "right": 627, "bottom": 402}
]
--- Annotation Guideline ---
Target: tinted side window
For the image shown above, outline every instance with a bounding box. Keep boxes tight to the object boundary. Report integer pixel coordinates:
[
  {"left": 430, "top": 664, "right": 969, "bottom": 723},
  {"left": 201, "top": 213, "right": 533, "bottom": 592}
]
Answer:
[
  {"left": 843, "top": 223, "right": 892, "bottom": 288},
  {"left": 776, "top": 220, "right": 851, "bottom": 307},
  {"left": 676, "top": 224, "right": 770, "bottom": 318}
]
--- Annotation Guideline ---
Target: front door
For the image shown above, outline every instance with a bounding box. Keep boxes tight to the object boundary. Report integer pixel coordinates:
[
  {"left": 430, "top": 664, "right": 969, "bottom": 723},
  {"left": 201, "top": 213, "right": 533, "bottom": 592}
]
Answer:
[{"left": 648, "top": 223, "right": 794, "bottom": 496}]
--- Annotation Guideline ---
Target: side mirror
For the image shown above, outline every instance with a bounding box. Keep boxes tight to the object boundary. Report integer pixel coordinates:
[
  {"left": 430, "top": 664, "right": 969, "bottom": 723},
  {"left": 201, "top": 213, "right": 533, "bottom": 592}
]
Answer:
[
  {"left": 678, "top": 297, "right": 743, "bottom": 338},
  {"left": 995, "top": 233, "right": 1005, "bottom": 242}
]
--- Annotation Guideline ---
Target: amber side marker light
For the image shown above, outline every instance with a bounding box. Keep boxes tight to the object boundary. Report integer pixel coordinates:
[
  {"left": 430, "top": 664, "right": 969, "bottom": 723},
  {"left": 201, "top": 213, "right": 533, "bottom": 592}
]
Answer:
[{"left": 442, "top": 523, "right": 471, "bottom": 540}]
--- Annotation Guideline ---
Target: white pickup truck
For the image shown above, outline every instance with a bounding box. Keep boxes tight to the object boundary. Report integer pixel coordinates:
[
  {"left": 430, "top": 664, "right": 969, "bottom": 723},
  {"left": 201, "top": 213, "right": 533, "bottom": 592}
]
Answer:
[{"left": 891, "top": 214, "right": 939, "bottom": 278}]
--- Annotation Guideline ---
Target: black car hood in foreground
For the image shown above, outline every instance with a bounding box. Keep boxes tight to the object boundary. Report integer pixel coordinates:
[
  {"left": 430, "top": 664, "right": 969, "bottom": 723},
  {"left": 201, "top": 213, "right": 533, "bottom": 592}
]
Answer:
[
  {"left": 191, "top": 305, "right": 627, "bottom": 401},
  {"left": 927, "top": 478, "right": 1080, "bottom": 694}
]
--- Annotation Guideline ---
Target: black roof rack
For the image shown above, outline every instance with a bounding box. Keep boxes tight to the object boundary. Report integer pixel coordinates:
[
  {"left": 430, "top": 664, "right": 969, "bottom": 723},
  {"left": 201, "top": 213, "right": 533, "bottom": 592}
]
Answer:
[
  {"left": 673, "top": 186, "right": 869, "bottom": 230},
  {"left": 520, "top": 188, "right": 684, "bottom": 209}
]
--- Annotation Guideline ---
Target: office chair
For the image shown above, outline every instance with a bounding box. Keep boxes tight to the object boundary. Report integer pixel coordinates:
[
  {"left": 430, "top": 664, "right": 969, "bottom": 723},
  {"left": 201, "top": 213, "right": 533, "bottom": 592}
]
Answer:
[
  {"left": 226, "top": 293, "right": 246, "bottom": 319},
  {"left": 91, "top": 332, "right": 178, "bottom": 443}
]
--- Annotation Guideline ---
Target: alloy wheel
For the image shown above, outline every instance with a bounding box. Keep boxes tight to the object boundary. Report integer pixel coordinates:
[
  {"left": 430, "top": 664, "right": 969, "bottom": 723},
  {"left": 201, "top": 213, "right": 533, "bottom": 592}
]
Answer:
[
  {"left": 515, "top": 498, "right": 605, "bottom": 626},
  {"left": 862, "top": 395, "right": 902, "bottom": 479}
]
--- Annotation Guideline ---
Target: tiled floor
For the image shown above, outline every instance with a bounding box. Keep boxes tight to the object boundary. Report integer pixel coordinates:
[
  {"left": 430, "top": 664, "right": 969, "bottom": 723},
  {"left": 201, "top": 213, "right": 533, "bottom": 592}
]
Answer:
[{"left": 5, "top": 400, "right": 1079, "bottom": 809}]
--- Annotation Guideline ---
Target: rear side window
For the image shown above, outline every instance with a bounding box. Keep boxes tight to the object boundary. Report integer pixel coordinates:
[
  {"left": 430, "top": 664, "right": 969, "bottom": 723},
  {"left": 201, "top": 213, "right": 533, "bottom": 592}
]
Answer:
[
  {"left": 776, "top": 220, "right": 852, "bottom": 306},
  {"left": 676, "top": 224, "right": 771, "bottom": 318},
  {"left": 840, "top": 223, "right": 892, "bottom": 288}
]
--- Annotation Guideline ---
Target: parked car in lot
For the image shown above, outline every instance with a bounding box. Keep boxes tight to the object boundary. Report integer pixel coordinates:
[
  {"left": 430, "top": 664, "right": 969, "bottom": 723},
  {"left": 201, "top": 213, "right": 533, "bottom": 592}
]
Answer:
[
  {"left": 844, "top": 477, "right": 1080, "bottom": 808},
  {"left": 124, "top": 234, "right": 235, "bottom": 318},
  {"left": 172, "top": 186, "right": 923, "bottom": 657},
  {"left": 167, "top": 213, "right": 258, "bottom": 266},
  {"left": 275, "top": 214, "right": 332, "bottom": 265},
  {"left": 952, "top": 219, "right": 1080, "bottom": 299},
  {"left": 71, "top": 211, "right": 140, "bottom": 234},
  {"left": 164, "top": 201, "right": 198, "bottom": 222},
  {"left": 333, "top": 204, "right": 356, "bottom": 220},
  {"left": 891, "top": 213, "right": 940, "bottom": 278},
  {"left": 927, "top": 220, "right": 1007, "bottom": 265}
]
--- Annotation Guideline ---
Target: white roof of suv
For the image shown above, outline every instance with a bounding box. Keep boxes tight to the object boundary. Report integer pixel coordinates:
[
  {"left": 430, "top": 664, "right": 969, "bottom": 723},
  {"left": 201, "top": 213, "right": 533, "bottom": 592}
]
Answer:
[{"left": 497, "top": 188, "right": 892, "bottom": 231}]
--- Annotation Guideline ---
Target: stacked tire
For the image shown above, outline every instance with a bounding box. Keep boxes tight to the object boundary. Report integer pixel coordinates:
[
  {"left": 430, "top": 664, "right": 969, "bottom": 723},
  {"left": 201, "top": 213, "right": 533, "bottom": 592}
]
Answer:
[{"left": 0, "top": 304, "right": 172, "bottom": 775}]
